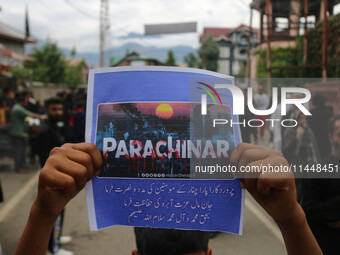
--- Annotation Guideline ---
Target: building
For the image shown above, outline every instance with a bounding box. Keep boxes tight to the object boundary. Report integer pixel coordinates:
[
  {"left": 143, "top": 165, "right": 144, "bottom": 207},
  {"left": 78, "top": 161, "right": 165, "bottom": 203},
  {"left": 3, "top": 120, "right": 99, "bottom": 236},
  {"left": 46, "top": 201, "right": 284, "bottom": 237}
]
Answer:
[
  {"left": 200, "top": 24, "right": 259, "bottom": 76},
  {"left": 111, "top": 51, "right": 165, "bottom": 67},
  {"left": 0, "top": 21, "right": 36, "bottom": 73},
  {"left": 252, "top": 0, "right": 340, "bottom": 45},
  {"left": 250, "top": 0, "right": 340, "bottom": 79},
  {"left": 0, "top": 20, "right": 36, "bottom": 89}
]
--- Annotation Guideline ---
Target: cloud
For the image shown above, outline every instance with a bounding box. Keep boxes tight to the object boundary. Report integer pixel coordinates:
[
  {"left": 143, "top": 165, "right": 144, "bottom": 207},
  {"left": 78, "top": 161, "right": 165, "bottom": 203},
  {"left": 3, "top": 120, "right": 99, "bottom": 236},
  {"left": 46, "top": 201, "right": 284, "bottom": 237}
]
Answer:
[{"left": 0, "top": 0, "right": 259, "bottom": 52}]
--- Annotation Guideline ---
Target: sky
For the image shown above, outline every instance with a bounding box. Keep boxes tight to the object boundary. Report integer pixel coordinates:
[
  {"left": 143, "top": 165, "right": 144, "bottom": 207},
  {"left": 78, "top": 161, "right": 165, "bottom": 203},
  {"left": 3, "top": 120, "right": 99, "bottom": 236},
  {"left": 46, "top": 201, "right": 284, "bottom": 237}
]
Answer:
[
  {"left": 1, "top": 0, "right": 339, "bottom": 53},
  {"left": 0, "top": 0, "right": 258, "bottom": 52}
]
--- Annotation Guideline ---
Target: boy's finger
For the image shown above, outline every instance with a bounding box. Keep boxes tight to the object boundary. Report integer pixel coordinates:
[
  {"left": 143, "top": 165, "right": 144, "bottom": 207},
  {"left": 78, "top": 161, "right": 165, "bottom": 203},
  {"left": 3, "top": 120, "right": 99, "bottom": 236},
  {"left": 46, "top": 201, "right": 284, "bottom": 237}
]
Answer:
[
  {"left": 256, "top": 174, "right": 293, "bottom": 196},
  {"left": 39, "top": 167, "right": 77, "bottom": 194},
  {"left": 56, "top": 160, "right": 89, "bottom": 191},
  {"left": 230, "top": 143, "right": 265, "bottom": 166},
  {"left": 237, "top": 148, "right": 269, "bottom": 169},
  {"left": 70, "top": 143, "right": 103, "bottom": 171},
  {"left": 240, "top": 154, "right": 291, "bottom": 194},
  {"left": 241, "top": 161, "right": 263, "bottom": 193},
  {"left": 65, "top": 149, "right": 97, "bottom": 180},
  {"left": 239, "top": 179, "right": 246, "bottom": 189},
  {"left": 44, "top": 153, "right": 89, "bottom": 191}
]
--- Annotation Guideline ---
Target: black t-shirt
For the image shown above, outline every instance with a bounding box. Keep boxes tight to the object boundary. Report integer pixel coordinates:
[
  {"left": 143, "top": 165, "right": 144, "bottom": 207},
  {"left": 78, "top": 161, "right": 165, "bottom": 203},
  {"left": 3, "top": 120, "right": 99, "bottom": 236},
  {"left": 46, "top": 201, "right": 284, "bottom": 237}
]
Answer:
[
  {"left": 302, "top": 154, "right": 340, "bottom": 223},
  {"left": 35, "top": 120, "right": 73, "bottom": 166},
  {"left": 301, "top": 154, "right": 340, "bottom": 255}
]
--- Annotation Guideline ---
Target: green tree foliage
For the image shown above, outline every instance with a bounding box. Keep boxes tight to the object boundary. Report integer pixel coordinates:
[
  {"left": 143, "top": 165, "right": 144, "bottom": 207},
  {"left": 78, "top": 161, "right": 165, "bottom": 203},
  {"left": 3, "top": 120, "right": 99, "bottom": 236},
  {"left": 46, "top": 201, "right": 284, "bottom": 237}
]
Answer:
[
  {"left": 65, "top": 61, "right": 85, "bottom": 88},
  {"left": 70, "top": 46, "right": 77, "bottom": 58},
  {"left": 10, "top": 67, "right": 31, "bottom": 78},
  {"left": 256, "top": 47, "right": 302, "bottom": 78},
  {"left": 183, "top": 34, "right": 219, "bottom": 71},
  {"left": 198, "top": 34, "right": 219, "bottom": 72},
  {"left": 22, "top": 42, "right": 86, "bottom": 86},
  {"left": 300, "top": 13, "right": 340, "bottom": 77},
  {"left": 184, "top": 52, "right": 201, "bottom": 68},
  {"left": 25, "top": 41, "right": 67, "bottom": 83},
  {"left": 165, "top": 49, "right": 176, "bottom": 66}
]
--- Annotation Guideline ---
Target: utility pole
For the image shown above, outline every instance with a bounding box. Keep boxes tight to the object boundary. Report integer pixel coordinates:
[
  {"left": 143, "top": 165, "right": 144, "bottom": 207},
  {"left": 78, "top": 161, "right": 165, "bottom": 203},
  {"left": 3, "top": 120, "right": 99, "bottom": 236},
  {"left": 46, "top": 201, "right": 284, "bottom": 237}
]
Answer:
[
  {"left": 322, "top": 0, "right": 328, "bottom": 78},
  {"left": 303, "top": 0, "right": 309, "bottom": 65},
  {"left": 246, "top": 7, "right": 253, "bottom": 86},
  {"left": 265, "top": 0, "right": 272, "bottom": 96},
  {"left": 100, "top": 0, "right": 110, "bottom": 67}
]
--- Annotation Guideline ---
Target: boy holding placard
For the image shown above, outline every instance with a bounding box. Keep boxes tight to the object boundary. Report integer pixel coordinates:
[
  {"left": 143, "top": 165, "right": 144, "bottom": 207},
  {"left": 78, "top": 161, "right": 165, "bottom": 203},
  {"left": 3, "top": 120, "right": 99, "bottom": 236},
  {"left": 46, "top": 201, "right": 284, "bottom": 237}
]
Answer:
[{"left": 14, "top": 143, "right": 322, "bottom": 255}]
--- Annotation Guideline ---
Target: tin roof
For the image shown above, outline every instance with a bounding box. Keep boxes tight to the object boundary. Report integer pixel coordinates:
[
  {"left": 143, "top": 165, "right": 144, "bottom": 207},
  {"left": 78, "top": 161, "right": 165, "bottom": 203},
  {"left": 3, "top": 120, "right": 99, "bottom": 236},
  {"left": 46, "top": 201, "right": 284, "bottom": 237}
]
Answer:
[{"left": 0, "top": 21, "right": 36, "bottom": 43}]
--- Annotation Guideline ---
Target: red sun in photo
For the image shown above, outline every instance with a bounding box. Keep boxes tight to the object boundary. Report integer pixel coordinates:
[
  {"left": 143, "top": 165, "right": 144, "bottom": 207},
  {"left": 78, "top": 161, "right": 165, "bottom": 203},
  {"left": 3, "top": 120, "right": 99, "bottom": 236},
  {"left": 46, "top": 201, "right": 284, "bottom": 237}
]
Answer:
[{"left": 156, "top": 104, "right": 174, "bottom": 119}]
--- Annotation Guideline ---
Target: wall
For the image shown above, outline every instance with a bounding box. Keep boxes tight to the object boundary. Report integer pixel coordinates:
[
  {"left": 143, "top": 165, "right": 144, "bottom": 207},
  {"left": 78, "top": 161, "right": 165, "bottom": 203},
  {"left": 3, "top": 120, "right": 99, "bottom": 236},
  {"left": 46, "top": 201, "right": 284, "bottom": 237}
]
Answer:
[
  {"left": 0, "top": 38, "right": 25, "bottom": 54},
  {"left": 29, "top": 82, "right": 87, "bottom": 102},
  {"left": 218, "top": 60, "right": 230, "bottom": 75}
]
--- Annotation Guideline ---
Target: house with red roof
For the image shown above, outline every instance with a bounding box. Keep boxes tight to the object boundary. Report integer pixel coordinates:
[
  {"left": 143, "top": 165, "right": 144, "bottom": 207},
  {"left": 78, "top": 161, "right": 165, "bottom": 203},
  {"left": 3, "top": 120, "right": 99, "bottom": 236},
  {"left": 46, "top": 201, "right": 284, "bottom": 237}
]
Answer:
[
  {"left": 111, "top": 51, "right": 165, "bottom": 67},
  {"left": 200, "top": 24, "right": 259, "bottom": 76}
]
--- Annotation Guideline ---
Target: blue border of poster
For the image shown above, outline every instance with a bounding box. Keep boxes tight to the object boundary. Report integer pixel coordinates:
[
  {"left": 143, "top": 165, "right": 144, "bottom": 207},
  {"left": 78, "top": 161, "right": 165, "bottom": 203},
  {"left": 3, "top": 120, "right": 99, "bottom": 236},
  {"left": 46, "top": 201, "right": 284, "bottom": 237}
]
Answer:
[{"left": 85, "top": 66, "right": 245, "bottom": 234}]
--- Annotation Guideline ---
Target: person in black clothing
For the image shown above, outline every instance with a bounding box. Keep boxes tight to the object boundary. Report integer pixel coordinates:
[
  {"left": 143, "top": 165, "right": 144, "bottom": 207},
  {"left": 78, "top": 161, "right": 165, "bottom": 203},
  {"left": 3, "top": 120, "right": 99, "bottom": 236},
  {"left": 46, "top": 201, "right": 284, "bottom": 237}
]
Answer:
[
  {"left": 302, "top": 114, "right": 340, "bottom": 255},
  {"left": 35, "top": 98, "right": 74, "bottom": 255},
  {"left": 308, "top": 93, "right": 333, "bottom": 159},
  {"left": 36, "top": 98, "right": 73, "bottom": 166}
]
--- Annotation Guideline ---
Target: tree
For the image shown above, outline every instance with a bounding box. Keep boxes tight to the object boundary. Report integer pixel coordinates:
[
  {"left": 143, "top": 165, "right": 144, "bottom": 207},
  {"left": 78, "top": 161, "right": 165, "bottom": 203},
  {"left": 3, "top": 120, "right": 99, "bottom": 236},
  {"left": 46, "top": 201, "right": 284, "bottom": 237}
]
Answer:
[
  {"left": 256, "top": 47, "right": 301, "bottom": 78},
  {"left": 165, "top": 49, "right": 176, "bottom": 66},
  {"left": 184, "top": 52, "right": 201, "bottom": 68},
  {"left": 198, "top": 34, "right": 219, "bottom": 72},
  {"left": 70, "top": 46, "right": 77, "bottom": 58},
  {"left": 10, "top": 67, "right": 31, "bottom": 78},
  {"left": 25, "top": 41, "right": 67, "bottom": 83},
  {"left": 65, "top": 61, "right": 85, "bottom": 88}
]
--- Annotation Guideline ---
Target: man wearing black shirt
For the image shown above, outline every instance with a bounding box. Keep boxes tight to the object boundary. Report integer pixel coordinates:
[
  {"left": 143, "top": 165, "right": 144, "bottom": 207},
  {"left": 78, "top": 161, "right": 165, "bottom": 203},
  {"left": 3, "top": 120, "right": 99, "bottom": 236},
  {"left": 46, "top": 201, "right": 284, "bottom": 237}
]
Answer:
[
  {"left": 302, "top": 115, "right": 340, "bottom": 255},
  {"left": 35, "top": 98, "right": 74, "bottom": 255}
]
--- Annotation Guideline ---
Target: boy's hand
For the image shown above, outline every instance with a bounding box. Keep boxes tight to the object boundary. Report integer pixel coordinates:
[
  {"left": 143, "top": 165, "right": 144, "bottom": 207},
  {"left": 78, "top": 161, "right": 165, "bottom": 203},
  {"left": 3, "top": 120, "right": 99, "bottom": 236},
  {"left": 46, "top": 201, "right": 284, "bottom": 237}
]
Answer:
[
  {"left": 35, "top": 143, "right": 102, "bottom": 217},
  {"left": 230, "top": 143, "right": 300, "bottom": 223}
]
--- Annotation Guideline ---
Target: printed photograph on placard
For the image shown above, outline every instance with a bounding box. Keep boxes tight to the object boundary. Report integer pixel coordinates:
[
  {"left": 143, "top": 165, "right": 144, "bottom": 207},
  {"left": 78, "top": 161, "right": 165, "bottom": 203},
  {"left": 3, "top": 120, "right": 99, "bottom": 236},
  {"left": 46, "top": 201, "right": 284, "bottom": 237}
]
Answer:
[{"left": 95, "top": 102, "right": 235, "bottom": 179}]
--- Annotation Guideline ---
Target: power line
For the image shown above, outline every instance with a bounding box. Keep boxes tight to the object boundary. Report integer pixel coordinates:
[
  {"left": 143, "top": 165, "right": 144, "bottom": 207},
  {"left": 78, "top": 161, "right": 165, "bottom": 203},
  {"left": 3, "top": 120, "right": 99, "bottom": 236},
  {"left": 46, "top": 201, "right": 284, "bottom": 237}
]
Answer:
[
  {"left": 37, "top": 0, "right": 72, "bottom": 22},
  {"left": 238, "top": 0, "right": 251, "bottom": 8},
  {"left": 62, "top": 0, "right": 98, "bottom": 20}
]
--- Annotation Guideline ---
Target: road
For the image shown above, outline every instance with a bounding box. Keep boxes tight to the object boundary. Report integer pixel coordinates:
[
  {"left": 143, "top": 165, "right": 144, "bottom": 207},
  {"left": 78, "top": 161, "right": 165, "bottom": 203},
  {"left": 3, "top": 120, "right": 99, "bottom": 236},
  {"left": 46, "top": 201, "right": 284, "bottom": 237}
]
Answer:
[{"left": 0, "top": 160, "right": 286, "bottom": 255}]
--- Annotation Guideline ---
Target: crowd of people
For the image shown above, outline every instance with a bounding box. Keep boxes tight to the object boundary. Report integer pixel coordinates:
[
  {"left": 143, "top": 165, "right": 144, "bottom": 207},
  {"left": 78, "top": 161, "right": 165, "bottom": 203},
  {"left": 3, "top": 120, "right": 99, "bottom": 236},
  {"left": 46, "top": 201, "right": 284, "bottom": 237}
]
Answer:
[
  {"left": 0, "top": 87, "right": 87, "bottom": 255},
  {"left": 0, "top": 87, "right": 87, "bottom": 173}
]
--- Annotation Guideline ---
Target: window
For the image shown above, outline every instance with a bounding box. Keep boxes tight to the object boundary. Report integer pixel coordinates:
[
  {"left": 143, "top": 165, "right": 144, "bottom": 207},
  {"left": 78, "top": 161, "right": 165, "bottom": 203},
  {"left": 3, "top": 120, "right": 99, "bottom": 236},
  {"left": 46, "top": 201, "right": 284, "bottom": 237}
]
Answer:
[{"left": 239, "top": 48, "right": 247, "bottom": 55}]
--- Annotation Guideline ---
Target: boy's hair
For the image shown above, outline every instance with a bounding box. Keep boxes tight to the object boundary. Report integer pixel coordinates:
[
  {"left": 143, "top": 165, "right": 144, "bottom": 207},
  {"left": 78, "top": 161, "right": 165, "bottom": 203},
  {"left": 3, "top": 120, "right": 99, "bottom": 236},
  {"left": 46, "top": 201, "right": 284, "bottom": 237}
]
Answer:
[
  {"left": 329, "top": 114, "right": 340, "bottom": 135},
  {"left": 134, "top": 227, "right": 209, "bottom": 255},
  {"left": 45, "top": 97, "right": 63, "bottom": 109}
]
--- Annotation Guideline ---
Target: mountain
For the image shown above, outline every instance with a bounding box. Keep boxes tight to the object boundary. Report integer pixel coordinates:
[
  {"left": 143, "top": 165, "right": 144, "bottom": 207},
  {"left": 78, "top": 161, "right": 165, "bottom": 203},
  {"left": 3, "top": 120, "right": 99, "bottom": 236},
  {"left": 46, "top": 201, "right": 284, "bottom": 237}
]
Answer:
[
  {"left": 78, "top": 42, "right": 197, "bottom": 67},
  {"left": 26, "top": 41, "right": 197, "bottom": 68}
]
